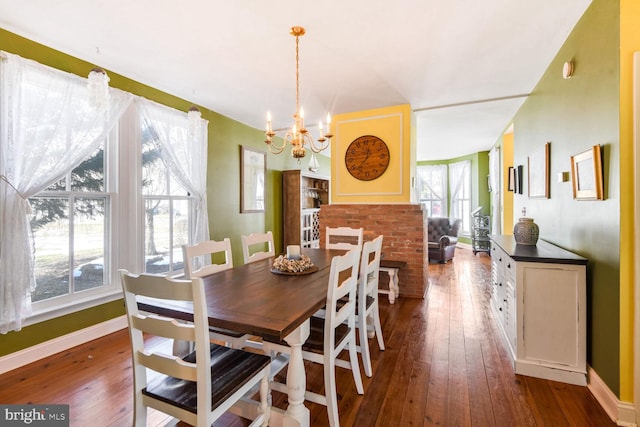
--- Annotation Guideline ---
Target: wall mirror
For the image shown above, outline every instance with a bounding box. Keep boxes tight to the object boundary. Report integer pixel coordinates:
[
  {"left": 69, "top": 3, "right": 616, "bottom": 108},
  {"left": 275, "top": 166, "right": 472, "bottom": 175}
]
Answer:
[{"left": 240, "top": 146, "right": 266, "bottom": 213}]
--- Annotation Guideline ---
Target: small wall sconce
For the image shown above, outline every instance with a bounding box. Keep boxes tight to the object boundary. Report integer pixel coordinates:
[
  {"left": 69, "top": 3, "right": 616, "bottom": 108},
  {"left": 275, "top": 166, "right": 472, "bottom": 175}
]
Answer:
[
  {"left": 557, "top": 171, "right": 570, "bottom": 183},
  {"left": 562, "top": 61, "right": 574, "bottom": 79}
]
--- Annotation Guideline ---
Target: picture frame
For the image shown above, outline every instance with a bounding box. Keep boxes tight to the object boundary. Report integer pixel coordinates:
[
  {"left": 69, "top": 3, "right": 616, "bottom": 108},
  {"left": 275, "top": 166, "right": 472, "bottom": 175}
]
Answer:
[
  {"left": 240, "top": 145, "right": 266, "bottom": 213},
  {"left": 571, "top": 145, "right": 604, "bottom": 200},
  {"left": 514, "top": 165, "right": 524, "bottom": 194},
  {"left": 528, "top": 142, "right": 550, "bottom": 199},
  {"left": 508, "top": 166, "right": 515, "bottom": 192}
]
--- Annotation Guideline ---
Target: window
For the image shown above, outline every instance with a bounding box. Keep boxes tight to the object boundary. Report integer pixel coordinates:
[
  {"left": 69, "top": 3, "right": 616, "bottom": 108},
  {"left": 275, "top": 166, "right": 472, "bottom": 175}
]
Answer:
[
  {"left": 0, "top": 52, "right": 208, "bottom": 330},
  {"left": 449, "top": 161, "right": 471, "bottom": 234},
  {"left": 417, "top": 161, "right": 472, "bottom": 234},
  {"left": 141, "top": 136, "right": 190, "bottom": 275},
  {"left": 29, "top": 147, "right": 110, "bottom": 303},
  {"left": 417, "top": 165, "right": 448, "bottom": 217}
]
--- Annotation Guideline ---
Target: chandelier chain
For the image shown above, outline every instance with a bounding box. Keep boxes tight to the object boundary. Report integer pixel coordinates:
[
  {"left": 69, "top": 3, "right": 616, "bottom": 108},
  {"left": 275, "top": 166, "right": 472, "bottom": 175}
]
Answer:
[{"left": 295, "top": 34, "right": 300, "bottom": 115}]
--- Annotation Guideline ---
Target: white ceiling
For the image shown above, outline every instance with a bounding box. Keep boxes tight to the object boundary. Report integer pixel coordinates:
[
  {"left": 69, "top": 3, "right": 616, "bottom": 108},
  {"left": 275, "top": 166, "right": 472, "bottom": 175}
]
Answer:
[{"left": 0, "top": 0, "right": 591, "bottom": 161}]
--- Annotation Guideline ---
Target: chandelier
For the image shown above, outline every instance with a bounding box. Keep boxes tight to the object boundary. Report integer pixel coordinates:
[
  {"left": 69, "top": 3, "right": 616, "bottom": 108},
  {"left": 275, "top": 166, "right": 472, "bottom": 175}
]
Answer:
[{"left": 265, "top": 26, "right": 332, "bottom": 159}]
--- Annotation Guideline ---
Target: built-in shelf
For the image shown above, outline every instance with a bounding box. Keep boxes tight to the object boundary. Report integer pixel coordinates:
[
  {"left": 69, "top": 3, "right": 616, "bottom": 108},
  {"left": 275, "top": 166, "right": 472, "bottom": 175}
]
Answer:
[{"left": 283, "top": 170, "right": 330, "bottom": 248}]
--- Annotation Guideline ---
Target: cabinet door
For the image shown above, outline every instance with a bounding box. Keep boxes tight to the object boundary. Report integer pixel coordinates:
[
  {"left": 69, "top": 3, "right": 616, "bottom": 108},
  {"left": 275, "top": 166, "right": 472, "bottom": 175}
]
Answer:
[
  {"left": 490, "top": 245, "right": 500, "bottom": 308},
  {"left": 504, "top": 279, "right": 516, "bottom": 355},
  {"left": 490, "top": 244, "right": 506, "bottom": 320},
  {"left": 519, "top": 264, "right": 585, "bottom": 370}
]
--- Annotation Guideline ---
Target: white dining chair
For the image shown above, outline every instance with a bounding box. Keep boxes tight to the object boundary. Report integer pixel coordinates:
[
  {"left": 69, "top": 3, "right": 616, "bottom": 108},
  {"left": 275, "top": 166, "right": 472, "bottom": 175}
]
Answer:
[
  {"left": 355, "top": 235, "right": 385, "bottom": 377},
  {"left": 263, "top": 249, "right": 364, "bottom": 427},
  {"left": 316, "top": 226, "right": 364, "bottom": 318},
  {"left": 325, "top": 226, "right": 364, "bottom": 252},
  {"left": 241, "top": 231, "right": 275, "bottom": 264},
  {"left": 182, "top": 238, "right": 233, "bottom": 277},
  {"left": 182, "top": 239, "right": 252, "bottom": 349},
  {"left": 119, "top": 270, "right": 271, "bottom": 427}
]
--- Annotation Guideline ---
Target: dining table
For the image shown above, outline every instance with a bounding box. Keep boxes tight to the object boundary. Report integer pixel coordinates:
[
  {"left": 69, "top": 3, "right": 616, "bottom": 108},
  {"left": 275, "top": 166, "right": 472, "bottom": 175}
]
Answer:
[{"left": 137, "top": 247, "right": 346, "bottom": 427}]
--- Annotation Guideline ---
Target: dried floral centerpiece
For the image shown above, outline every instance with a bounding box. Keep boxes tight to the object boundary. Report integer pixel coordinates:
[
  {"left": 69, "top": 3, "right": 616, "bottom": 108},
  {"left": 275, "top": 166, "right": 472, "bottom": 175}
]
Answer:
[{"left": 272, "top": 254, "right": 314, "bottom": 273}]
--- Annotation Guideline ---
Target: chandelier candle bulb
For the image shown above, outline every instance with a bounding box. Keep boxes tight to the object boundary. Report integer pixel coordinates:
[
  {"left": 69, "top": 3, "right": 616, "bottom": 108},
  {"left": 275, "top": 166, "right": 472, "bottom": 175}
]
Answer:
[{"left": 325, "top": 113, "right": 333, "bottom": 138}]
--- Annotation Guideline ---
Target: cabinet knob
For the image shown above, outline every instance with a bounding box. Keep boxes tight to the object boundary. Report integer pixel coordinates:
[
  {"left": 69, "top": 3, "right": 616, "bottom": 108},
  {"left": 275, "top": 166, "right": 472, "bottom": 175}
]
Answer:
[
  {"left": 499, "top": 282, "right": 502, "bottom": 287},
  {"left": 507, "top": 263, "right": 511, "bottom": 269},
  {"left": 499, "top": 258, "right": 502, "bottom": 262},
  {"left": 499, "top": 307, "right": 503, "bottom": 311}
]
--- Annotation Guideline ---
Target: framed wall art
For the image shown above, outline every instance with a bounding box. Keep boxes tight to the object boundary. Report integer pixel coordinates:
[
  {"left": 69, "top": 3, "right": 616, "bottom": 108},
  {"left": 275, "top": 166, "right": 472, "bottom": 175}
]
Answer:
[
  {"left": 508, "top": 166, "right": 515, "bottom": 192},
  {"left": 240, "top": 145, "right": 266, "bottom": 213},
  {"left": 528, "top": 142, "right": 550, "bottom": 199},
  {"left": 570, "top": 145, "right": 604, "bottom": 200}
]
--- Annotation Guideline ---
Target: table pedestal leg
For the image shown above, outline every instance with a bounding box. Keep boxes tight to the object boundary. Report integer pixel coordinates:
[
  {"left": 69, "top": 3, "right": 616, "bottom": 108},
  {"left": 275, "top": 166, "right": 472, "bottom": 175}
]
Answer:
[{"left": 282, "top": 321, "right": 310, "bottom": 427}]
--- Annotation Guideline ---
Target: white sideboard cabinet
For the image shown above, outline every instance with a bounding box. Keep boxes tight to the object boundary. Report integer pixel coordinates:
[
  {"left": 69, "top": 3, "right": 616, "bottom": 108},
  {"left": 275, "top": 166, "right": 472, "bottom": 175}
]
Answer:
[{"left": 489, "top": 235, "right": 587, "bottom": 386}]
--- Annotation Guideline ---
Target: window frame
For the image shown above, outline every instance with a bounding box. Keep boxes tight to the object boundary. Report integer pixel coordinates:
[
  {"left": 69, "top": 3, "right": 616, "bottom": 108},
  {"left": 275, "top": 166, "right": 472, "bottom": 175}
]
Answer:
[
  {"left": 27, "top": 128, "right": 122, "bottom": 324},
  {"left": 449, "top": 160, "right": 472, "bottom": 234},
  {"left": 25, "top": 103, "right": 200, "bottom": 326},
  {"left": 417, "top": 164, "right": 448, "bottom": 218}
]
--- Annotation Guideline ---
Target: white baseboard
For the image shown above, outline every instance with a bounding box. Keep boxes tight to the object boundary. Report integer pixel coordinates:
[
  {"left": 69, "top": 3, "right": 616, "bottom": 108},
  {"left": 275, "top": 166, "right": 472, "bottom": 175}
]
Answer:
[
  {"left": 588, "top": 365, "right": 637, "bottom": 426},
  {"left": 0, "top": 315, "right": 128, "bottom": 375}
]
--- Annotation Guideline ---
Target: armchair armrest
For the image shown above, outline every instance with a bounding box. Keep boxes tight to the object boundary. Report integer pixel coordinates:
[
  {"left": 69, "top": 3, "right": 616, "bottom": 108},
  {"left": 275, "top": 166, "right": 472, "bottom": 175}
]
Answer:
[{"left": 439, "top": 235, "right": 458, "bottom": 249}]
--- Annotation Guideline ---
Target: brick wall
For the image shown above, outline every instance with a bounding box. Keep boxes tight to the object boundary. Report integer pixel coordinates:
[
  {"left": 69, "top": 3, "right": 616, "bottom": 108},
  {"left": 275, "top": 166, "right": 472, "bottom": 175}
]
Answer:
[{"left": 319, "top": 204, "right": 428, "bottom": 299}]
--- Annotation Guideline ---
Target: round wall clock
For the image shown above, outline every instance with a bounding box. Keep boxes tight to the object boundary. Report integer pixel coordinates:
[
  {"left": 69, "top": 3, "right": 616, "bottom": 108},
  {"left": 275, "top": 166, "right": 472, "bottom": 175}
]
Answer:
[{"left": 344, "top": 135, "right": 390, "bottom": 181}]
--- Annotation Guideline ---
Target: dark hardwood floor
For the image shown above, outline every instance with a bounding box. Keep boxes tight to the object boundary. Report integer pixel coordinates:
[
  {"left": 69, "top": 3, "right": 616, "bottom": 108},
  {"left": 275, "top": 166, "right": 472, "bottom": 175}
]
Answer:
[{"left": 0, "top": 247, "right": 615, "bottom": 426}]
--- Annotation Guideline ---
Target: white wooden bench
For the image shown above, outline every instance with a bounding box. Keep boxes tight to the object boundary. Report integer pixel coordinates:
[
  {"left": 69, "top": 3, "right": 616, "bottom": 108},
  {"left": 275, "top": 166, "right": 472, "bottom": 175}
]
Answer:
[{"left": 379, "top": 259, "right": 406, "bottom": 304}]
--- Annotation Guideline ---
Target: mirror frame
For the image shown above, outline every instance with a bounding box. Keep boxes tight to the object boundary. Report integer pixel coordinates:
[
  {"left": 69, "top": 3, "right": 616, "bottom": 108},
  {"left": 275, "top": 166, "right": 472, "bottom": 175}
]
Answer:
[{"left": 240, "top": 145, "right": 266, "bottom": 213}]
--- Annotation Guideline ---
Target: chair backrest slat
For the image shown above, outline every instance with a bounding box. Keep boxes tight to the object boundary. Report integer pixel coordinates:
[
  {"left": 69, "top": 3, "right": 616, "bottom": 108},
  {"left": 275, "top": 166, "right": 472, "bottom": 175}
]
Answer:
[
  {"left": 138, "top": 351, "right": 198, "bottom": 382},
  {"left": 326, "top": 226, "right": 364, "bottom": 252},
  {"left": 131, "top": 314, "right": 194, "bottom": 342}
]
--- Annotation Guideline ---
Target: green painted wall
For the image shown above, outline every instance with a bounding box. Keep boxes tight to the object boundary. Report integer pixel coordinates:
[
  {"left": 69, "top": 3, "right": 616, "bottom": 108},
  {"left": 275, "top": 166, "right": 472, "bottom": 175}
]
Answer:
[
  {"left": 511, "top": 0, "right": 620, "bottom": 394},
  {"left": 0, "top": 27, "right": 330, "bottom": 356},
  {"left": 417, "top": 151, "right": 491, "bottom": 245}
]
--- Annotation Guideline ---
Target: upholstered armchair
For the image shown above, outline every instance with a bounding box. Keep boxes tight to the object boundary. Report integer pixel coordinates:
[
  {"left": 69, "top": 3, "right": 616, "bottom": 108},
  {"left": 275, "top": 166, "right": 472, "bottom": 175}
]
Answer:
[{"left": 427, "top": 217, "right": 462, "bottom": 263}]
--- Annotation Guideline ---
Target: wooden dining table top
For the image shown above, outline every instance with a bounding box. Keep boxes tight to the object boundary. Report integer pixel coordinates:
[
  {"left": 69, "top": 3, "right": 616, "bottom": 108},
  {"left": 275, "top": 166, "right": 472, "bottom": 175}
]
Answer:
[{"left": 137, "top": 248, "right": 346, "bottom": 341}]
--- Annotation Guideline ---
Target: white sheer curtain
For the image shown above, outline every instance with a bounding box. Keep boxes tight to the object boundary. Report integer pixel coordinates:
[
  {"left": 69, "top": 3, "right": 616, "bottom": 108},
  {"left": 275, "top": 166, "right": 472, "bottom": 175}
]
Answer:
[
  {"left": 489, "top": 147, "right": 501, "bottom": 234},
  {"left": 138, "top": 99, "right": 209, "bottom": 248},
  {"left": 449, "top": 160, "right": 470, "bottom": 221},
  {"left": 0, "top": 52, "right": 133, "bottom": 333}
]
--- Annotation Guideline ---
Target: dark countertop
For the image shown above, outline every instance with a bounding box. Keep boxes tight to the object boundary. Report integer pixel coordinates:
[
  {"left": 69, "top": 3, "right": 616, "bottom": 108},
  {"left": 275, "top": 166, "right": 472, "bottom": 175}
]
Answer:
[{"left": 489, "top": 235, "right": 588, "bottom": 266}]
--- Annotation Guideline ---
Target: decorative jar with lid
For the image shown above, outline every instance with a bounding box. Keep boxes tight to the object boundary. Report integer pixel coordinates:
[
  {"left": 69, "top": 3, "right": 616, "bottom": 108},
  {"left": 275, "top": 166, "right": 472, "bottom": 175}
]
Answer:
[{"left": 513, "top": 208, "right": 539, "bottom": 246}]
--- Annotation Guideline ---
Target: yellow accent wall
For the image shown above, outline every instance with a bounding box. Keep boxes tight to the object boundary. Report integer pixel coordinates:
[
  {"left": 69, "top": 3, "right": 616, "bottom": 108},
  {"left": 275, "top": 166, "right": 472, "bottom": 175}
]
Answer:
[
  {"left": 502, "top": 131, "right": 514, "bottom": 234},
  {"left": 331, "top": 105, "right": 413, "bottom": 204},
  {"left": 619, "top": 0, "right": 640, "bottom": 404}
]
